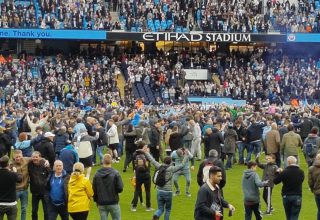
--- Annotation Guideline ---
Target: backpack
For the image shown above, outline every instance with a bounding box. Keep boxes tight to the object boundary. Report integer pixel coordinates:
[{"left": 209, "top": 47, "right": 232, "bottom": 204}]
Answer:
[
  {"left": 153, "top": 165, "right": 170, "bottom": 187},
  {"left": 304, "top": 138, "right": 318, "bottom": 157},
  {"left": 134, "top": 154, "right": 148, "bottom": 172},
  {"left": 202, "top": 160, "right": 215, "bottom": 184}
]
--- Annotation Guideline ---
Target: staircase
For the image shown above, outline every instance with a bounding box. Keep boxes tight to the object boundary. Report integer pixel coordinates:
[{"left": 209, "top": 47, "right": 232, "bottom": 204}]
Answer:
[
  {"left": 116, "top": 74, "right": 126, "bottom": 99},
  {"left": 110, "top": 12, "right": 120, "bottom": 23},
  {"left": 22, "top": 40, "right": 38, "bottom": 54}
]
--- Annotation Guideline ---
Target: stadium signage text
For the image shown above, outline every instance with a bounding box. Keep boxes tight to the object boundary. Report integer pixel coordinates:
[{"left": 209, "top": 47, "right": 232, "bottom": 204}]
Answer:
[
  {"left": 142, "top": 32, "right": 251, "bottom": 42},
  {"left": 0, "top": 28, "right": 106, "bottom": 40}
]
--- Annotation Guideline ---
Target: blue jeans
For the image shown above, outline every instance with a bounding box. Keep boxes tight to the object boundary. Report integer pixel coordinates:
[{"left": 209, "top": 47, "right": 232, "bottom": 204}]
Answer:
[
  {"left": 246, "top": 140, "right": 262, "bottom": 163},
  {"left": 154, "top": 190, "right": 173, "bottom": 220},
  {"left": 282, "top": 195, "right": 302, "bottom": 220},
  {"left": 98, "top": 204, "right": 121, "bottom": 220},
  {"left": 237, "top": 142, "right": 245, "bottom": 164},
  {"left": 16, "top": 190, "right": 28, "bottom": 220},
  {"left": 172, "top": 169, "right": 191, "bottom": 193},
  {"left": 225, "top": 153, "right": 233, "bottom": 169},
  {"left": 315, "top": 195, "right": 320, "bottom": 220},
  {"left": 97, "top": 145, "right": 106, "bottom": 164}
]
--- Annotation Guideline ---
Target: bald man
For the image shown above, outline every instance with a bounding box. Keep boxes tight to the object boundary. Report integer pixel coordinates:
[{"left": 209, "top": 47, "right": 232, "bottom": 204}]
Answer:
[{"left": 274, "top": 156, "right": 304, "bottom": 220}]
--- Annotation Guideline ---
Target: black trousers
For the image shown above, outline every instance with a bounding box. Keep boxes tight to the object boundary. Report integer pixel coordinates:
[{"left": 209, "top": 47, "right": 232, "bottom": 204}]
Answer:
[
  {"left": 32, "top": 194, "right": 48, "bottom": 220},
  {"left": 150, "top": 147, "right": 160, "bottom": 162},
  {"left": 69, "top": 211, "right": 88, "bottom": 220},
  {"left": 131, "top": 176, "right": 151, "bottom": 208}
]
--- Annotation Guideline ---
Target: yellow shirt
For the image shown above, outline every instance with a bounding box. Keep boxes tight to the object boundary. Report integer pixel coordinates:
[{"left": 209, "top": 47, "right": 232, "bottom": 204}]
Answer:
[{"left": 68, "top": 174, "right": 94, "bottom": 213}]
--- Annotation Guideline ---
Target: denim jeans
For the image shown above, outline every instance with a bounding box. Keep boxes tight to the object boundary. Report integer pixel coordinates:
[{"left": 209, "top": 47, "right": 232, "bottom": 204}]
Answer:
[
  {"left": 237, "top": 142, "right": 245, "bottom": 164},
  {"left": 154, "top": 190, "right": 173, "bottom": 220},
  {"left": 172, "top": 169, "right": 191, "bottom": 193},
  {"left": 246, "top": 140, "right": 262, "bottom": 163},
  {"left": 282, "top": 195, "right": 302, "bottom": 220},
  {"left": 97, "top": 145, "right": 106, "bottom": 164},
  {"left": 32, "top": 194, "right": 49, "bottom": 220},
  {"left": 244, "top": 202, "right": 262, "bottom": 220},
  {"left": 225, "top": 153, "right": 233, "bottom": 169},
  {"left": 0, "top": 205, "right": 17, "bottom": 220},
  {"left": 117, "top": 136, "right": 124, "bottom": 157},
  {"left": 17, "top": 190, "right": 28, "bottom": 220},
  {"left": 315, "top": 195, "right": 320, "bottom": 220},
  {"left": 98, "top": 204, "right": 121, "bottom": 220}
]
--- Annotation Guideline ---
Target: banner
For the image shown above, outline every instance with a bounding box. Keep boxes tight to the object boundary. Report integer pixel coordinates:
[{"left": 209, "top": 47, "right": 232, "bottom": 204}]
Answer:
[
  {"left": 107, "top": 31, "right": 286, "bottom": 42},
  {"left": 0, "top": 29, "right": 106, "bottom": 40},
  {"left": 188, "top": 97, "right": 246, "bottom": 106},
  {"left": 287, "top": 33, "right": 320, "bottom": 42},
  {"left": 184, "top": 69, "right": 208, "bottom": 80}
]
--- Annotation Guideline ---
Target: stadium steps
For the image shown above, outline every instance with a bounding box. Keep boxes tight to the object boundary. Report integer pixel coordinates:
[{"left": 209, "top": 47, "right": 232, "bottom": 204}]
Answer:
[
  {"left": 116, "top": 74, "right": 126, "bottom": 99},
  {"left": 212, "top": 74, "right": 221, "bottom": 86},
  {"left": 22, "top": 40, "right": 37, "bottom": 54},
  {"left": 110, "top": 12, "right": 120, "bottom": 23}
]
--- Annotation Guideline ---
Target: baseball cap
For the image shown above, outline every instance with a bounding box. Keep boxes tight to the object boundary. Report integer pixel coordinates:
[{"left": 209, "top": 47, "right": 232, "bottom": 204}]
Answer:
[{"left": 44, "top": 132, "right": 55, "bottom": 138}]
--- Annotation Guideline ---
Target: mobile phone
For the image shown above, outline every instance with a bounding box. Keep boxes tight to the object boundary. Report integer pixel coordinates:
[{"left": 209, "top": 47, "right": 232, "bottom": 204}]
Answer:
[{"left": 228, "top": 209, "right": 234, "bottom": 216}]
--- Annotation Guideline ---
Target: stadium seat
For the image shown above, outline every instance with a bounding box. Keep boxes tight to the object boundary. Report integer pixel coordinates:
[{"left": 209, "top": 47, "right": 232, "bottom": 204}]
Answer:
[{"left": 161, "top": 20, "right": 167, "bottom": 30}]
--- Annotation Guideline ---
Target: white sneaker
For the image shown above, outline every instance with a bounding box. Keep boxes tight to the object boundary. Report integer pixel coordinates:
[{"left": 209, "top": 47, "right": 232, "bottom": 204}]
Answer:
[{"left": 146, "top": 207, "right": 154, "bottom": 212}]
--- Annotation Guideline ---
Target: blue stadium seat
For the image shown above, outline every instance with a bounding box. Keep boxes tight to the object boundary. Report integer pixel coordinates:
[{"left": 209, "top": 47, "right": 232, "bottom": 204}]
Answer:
[
  {"left": 167, "top": 20, "right": 172, "bottom": 28},
  {"left": 176, "top": 26, "right": 182, "bottom": 32},
  {"left": 183, "top": 27, "right": 189, "bottom": 32},
  {"left": 161, "top": 20, "right": 167, "bottom": 30},
  {"left": 131, "top": 26, "right": 137, "bottom": 32}
]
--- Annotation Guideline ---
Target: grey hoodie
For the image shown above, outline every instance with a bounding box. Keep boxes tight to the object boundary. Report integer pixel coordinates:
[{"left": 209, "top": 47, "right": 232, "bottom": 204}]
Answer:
[{"left": 242, "top": 169, "right": 266, "bottom": 203}]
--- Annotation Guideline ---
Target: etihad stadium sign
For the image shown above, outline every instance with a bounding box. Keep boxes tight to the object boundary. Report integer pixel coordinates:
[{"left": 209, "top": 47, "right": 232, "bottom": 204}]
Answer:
[
  {"left": 142, "top": 32, "right": 251, "bottom": 42},
  {"left": 106, "top": 31, "right": 286, "bottom": 43}
]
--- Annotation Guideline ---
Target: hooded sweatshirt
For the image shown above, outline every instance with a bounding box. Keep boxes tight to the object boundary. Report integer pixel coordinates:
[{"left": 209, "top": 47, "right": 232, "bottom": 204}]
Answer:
[
  {"left": 242, "top": 169, "right": 266, "bottom": 203},
  {"left": 92, "top": 167, "right": 123, "bottom": 205}
]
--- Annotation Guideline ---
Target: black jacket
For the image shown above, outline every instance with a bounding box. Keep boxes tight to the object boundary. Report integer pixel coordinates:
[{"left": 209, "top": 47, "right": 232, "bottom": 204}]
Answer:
[
  {"left": 35, "top": 138, "right": 55, "bottom": 168},
  {"left": 28, "top": 160, "right": 51, "bottom": 195},
  {"left": 132, "top": 151, "right": 151, "bottom": 179},
  {"left": 97, "top": 127, "right": 108, "bottom": 146},
  {"left": 203, "top": 129, "right": 224, "bottom": 156},
  {"left": 0, "top": 168, "right": 22, "bottom": 203},
  {"left": 247, "top": 122, "right": 266, "bottom": 142},
  {"left": 273, "top": 165, "right": 304, "bottom": 196},
  {"left": 0, "top": 133, "right": 12, "bottom": 156},
  {"left": 299, "top": 118, "right": 313, "bottom": 139},
  {"left": 169, "top": 132, "right": 184, "bottom": 151},
  {"left": 54, "top": 130, "right": 69, "bottom": 154},
  {"left": 93, "top": 167, "right": 123, "bottom": 205},
  {"left": 197, "top": 157, "right": 226, "bottom": 189},
  {"left": 194, "top": 182, "right": 229, "bottom": 220},
  {"left": 149, "top": 126, "right": 160, "bottom": 148},
  {"left": 124, "top": 131, "right": 137, "bottom": 153}
]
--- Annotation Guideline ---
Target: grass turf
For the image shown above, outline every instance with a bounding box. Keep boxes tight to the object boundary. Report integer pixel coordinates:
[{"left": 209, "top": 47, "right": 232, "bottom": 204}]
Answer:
[{"left": 22, "top": 148, "right": 316, "bottom": 220}]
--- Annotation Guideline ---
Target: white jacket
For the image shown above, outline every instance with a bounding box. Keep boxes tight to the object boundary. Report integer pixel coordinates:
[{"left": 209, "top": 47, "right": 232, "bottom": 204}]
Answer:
[{"left": 107, "top": 124, "right": 119, "bottom": 144}]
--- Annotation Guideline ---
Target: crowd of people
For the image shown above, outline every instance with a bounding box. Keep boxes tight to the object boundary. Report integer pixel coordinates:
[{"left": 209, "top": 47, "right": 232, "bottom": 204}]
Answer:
[
  {"left": 0, "top": 45, "right": 319, "bottom": 111},
  {"left": 0, "top": 94, "right": 318, "bottom": 220},
  {"left": 1, "top": 0, "right": 320, "bottom": 32}
]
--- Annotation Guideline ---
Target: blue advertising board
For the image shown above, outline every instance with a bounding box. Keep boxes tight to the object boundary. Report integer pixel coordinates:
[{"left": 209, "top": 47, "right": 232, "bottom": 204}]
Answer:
[
  {"left": 287, "top": 33, "right": 320, "bottom": 42},
  {"left": 0, "top": 29, "right": 106, "bottom": 40}
]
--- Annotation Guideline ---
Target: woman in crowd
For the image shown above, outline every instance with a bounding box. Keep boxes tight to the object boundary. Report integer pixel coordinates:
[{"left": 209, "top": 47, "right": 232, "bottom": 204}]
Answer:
[{"left": 68, "top": 162, "right": 94, "bottom": 220}]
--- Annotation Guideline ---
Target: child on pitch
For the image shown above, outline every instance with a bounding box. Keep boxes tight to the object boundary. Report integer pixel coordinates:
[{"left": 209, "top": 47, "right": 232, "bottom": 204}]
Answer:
[{"left": 255, "top": 153, "right": 278, "bottom": 215}]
